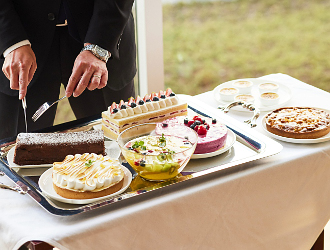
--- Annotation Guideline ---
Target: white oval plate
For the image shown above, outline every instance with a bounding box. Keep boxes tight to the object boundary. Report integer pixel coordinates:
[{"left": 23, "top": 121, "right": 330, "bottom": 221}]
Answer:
[
  {"left": 38, "top": 166, "right": 132, "bottom": 205},
  {"left": 213, "top": 78, "right": 292, "bottom": 112},
  {"left": 191, "top": 129, "right": 236, "bottom": 159},
  {"left": 261, "top": 108, "right": 330, "bottom": 144},
  {"left": 7, "top": 141, "right": 119, "bottom": 169}
]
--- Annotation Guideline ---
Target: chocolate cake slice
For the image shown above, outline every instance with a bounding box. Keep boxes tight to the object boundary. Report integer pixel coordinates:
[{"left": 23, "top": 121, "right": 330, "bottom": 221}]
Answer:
[{"left": 13, "top": 130, "right": 105, "bottom": 165}]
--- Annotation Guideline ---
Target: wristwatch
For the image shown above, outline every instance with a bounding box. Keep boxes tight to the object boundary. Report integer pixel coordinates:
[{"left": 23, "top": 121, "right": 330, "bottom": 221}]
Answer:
[{"left": 81, "top": 44, "right": 111, "bottom": 63}]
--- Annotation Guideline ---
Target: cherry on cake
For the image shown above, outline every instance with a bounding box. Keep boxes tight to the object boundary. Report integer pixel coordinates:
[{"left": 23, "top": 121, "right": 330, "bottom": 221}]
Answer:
[
  {"left": 101, "top": 88, "right": 188, "bottom": 140},
  {"left": 156, "top": 116, "right": 228, "bottom": 154},
  {"left": 52, "top": 153, "right": 125, "bottom": 199}
]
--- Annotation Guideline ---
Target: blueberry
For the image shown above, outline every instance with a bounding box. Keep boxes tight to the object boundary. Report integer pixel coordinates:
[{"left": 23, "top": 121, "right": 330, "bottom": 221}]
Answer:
[
  {"left": 120, "top": 105, "right": 127, "bottom": 109},
  {"left": 190, "top": 124, "right": 196, "bottom": 129},
  {"left": 169, "top": 93, "right": 176, "bottom": 97},
  {"left": 145, "top": 99, "right": 151, "bottom": 102},
  {"left": 184, "top": 118, "right": 189, "bottom": 124},
  {"left": 212, "top": 118, "right": 217, "bottom": 124},
  {"left": 130, "top": 102, "right": 137, "bottom": 108},
  {"left": 162, "top": 123, "right": 168, "bottom": 127},
  {"left": 195, "top": 120, "right": 201, "bottom": 125},
  {"left": 128, "top": 147, "right": 133, "bottom": 150},
  {"left": 138, "top": 100, "right": 145, "bottom": 105},
  {"left": 160, "top": 94, "right": 166, "bottom": 99},
  {"left": 112, "top": 108, "right": 119, "bottom": 113},
  {"left": 139, "top": 160, "right": 146, "bottom": 167},
  {"left": 152, "top": 96, "right": 159, "bottom": 101},
  {"left": 202, "top": 119, "right": 206, "bottom": 124}
]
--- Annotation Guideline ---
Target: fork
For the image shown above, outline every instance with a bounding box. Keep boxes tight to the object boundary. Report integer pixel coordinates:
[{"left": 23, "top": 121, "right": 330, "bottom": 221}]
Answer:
[{"left": 32, "top": 96, "right": 67, "bottom": 122}]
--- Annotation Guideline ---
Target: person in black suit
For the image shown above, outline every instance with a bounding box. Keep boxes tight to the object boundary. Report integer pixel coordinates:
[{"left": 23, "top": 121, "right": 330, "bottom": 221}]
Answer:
[{"left": 0, "top": 0, "right": 136, "bottom": 140}]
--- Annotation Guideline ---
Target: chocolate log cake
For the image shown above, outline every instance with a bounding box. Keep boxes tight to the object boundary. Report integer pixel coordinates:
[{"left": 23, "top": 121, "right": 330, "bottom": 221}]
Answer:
[{"left": 13, "top": 130, "right": 105, "bottom": 165}]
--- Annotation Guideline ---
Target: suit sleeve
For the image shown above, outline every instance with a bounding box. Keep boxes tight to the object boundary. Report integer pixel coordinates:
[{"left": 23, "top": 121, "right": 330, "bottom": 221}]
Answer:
[
  {"left": 0, "top": 0, "right": 29, "bottom": 58},
  {"left": 84, "top": 0, "right": 135, "bottom": 59}
]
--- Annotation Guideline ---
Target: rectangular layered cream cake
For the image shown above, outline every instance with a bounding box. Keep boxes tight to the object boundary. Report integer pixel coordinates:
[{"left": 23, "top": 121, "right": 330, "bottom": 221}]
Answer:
[{"left": 101, "top": 89, "right": 188, "bottom": 140}]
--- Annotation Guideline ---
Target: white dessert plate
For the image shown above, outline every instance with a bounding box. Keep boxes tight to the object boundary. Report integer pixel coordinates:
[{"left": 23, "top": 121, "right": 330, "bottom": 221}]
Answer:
[
  {"left": 213, "top": 78, "right": 292, "bottom": 112},
  {"left": 7, "top": 141, "right": 119, "bottom": 169},
  {"left": 191, "top": 129, "right": 236, "bottom": 159},
  {"left": 38, "top": 166, "right": 132, "bottom": 205},
  {"left": 261, "top": 108, "right": 330, "bottom": 144}
]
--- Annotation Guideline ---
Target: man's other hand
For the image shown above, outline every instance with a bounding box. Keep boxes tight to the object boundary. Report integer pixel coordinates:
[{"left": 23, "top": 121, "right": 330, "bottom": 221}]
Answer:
[{"left": 66, "top": 51, "right": 108, "bottom": 98}]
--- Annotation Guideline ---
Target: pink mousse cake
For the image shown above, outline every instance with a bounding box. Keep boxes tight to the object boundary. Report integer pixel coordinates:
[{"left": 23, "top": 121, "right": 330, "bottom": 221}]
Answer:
[{"left": 155, "top": 116, "right": 228, "bottom": 154}]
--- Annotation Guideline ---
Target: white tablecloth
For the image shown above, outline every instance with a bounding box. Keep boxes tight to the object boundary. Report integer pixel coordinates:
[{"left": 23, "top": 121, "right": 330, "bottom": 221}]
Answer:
[{"left": 1, "top": 73, "right": 330, "bottom": 250}]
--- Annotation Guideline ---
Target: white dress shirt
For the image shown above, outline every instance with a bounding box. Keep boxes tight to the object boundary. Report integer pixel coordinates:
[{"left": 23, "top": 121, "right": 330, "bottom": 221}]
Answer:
[{"left": 3, "top": 40, "right": 31, "bottom": 57}]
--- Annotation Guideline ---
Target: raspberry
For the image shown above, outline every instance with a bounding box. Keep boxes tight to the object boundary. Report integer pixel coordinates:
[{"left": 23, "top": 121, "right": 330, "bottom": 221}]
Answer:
[
  {"left": 194, "top": 117, "right": 203, "bottom": 123},
  {"left": 194, "top": 125, "right": 199, "bottom": 132},
  {"left": 197, "top": 125, "right": 207, "bottom": 135},
  {"left": 193, "top": 115, "right": 199, "bottom": 121},
  {"left": 187, "top": 120, "right": 194, "bottom": 126}
]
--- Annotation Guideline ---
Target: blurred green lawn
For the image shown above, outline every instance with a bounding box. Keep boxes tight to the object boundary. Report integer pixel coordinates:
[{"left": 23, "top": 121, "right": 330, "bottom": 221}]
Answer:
[{"left": 55, "top": 0, "right": 330, "bottom": 125}]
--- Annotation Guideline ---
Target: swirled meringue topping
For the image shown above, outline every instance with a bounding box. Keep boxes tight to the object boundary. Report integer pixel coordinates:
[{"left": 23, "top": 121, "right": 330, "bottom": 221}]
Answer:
[{"left": 52, "top": 153, "right": 124, "bottom": 192}]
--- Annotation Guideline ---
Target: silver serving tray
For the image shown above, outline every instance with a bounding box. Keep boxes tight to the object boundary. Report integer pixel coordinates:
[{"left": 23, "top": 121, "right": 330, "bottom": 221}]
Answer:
[{"left": 0, "top": 96, "right": 283, "bottom": 216}]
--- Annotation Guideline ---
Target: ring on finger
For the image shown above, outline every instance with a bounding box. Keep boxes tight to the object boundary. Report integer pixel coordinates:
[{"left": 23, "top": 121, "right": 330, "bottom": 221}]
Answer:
[{"left": 93, "top": 75, "right": 102, "bottom": 79}]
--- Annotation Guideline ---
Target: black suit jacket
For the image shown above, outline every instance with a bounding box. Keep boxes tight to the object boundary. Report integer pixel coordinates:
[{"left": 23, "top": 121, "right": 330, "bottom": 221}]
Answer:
[{"left": 0, "top": 0, "right": 136, "bottom": 96}]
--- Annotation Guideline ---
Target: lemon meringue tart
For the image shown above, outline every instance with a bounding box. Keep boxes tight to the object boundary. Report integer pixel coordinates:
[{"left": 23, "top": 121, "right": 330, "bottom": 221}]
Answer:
[{"left": 52, "top": 153, "right": 125, "bottom": 199}]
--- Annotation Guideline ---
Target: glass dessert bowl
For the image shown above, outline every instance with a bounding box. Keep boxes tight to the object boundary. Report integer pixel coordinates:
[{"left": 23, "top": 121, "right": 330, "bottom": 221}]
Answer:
[{"left": 117, "top": 123, "right": 198, "bottom": 181}]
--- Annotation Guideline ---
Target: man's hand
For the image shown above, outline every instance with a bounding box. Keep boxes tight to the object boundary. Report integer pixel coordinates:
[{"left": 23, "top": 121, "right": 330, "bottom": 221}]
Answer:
[
  {"left": 2, "top": 45, "right": 37, "bottom": 100},
  {"left": 66, "top": 51, "right": 108, "bottom": 98}
]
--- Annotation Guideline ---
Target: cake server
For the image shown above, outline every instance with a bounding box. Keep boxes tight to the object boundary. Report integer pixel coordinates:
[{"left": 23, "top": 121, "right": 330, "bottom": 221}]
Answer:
[{"left": 22, "top": 97, "right": 28, "bottom": 133}]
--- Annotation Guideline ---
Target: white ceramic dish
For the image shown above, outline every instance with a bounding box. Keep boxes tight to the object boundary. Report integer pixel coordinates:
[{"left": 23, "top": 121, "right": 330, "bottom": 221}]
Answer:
[
  {"left": 191, "top": 129, "right": 236, "bottom": 159},
  {"left": 258, "top": 82, "right": 279, "bottom": 94},
  {"left": 7, "top": 141, "right": 120, "bottom": 168},
  {"left": 219, "top": 87, "right": 239, "bottom": 102},
  {"left": 232, "top": 79, "right": 253, "bottom": 94},
  {"left": 38, "top": 166, "right": 132, "bottom": 205},
  {"left": 261, "top": 108, "right": 330, "bottom": 144},
  {"left": 213, "top": 78, "right": 292, "bottom": 112}
]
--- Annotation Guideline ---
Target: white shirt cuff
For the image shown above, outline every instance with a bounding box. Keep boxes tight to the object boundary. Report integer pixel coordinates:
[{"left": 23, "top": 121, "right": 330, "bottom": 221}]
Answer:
[{"left": 3, "top": 40, "right": 31, "bottom": 57}]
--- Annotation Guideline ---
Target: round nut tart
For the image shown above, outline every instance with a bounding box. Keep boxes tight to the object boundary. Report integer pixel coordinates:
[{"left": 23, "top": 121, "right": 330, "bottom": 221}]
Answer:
[{"left": 265, "top": 107, "right": 330, "bottom": 139}]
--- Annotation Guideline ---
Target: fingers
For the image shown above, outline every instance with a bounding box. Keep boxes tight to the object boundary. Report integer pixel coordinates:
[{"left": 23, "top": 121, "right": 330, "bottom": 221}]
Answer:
[
  {"left": 18, "top": 62, "right": 30, "bottom": 100},
  {"left": 66, "top": 51, "right": 108, "bottom": 98},
  {"left": 2, "top": 45, "right": 37, "bottom": 99}
]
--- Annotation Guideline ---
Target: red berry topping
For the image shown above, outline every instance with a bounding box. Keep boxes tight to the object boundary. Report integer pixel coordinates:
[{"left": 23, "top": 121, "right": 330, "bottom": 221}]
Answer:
[
  {"left": 109, "top": 102, "right": 118, "bottom": 114},
  {"left": 197, "top": 125, "right": 207, "bottom": 135},
  {"left": 194, "top": 125, "right": 199, "bottom": 132},
  {"left": 165, "top": 88, "right": 173, "bottom": 97},
  {"left": 150, "top": 92, "right": 157, "bottom": 100},
  {"left": 143, "top": 94, "right": 151, "bottom": 102},
  {"left": 187, "top": 120, "right": 194, "bottom": 126}
]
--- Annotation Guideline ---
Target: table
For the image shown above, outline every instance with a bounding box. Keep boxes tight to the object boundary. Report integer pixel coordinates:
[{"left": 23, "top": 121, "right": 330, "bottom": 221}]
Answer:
[{"left": 1, "top": 73, "right": 330, "bottom": 250}]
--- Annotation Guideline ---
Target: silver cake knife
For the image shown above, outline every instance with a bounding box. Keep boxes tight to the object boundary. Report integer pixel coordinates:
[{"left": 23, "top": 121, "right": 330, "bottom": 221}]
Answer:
[{"left": 22, "top": 97, "right": 28, "bottom": 133}]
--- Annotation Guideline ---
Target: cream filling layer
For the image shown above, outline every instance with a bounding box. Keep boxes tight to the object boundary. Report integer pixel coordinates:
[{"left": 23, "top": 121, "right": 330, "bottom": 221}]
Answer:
[{"left": 52, "top": 153, "right": 124, "bottom": 192}]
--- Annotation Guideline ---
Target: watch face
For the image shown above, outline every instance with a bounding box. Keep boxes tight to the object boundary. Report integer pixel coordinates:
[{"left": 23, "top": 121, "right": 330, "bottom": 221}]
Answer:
[{"left": 95, "top": 47, "right": 107, "bottom": 57}]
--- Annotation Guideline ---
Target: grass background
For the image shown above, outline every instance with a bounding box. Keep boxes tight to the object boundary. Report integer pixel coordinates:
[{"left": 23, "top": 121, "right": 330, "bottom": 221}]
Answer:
[{"left": 54, "top": 0, "right": 330, "bottom": 125}]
